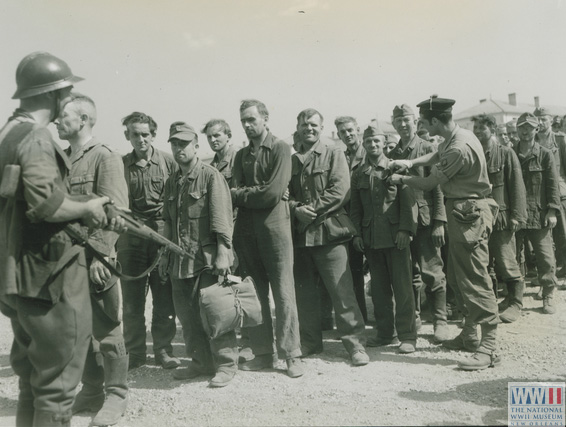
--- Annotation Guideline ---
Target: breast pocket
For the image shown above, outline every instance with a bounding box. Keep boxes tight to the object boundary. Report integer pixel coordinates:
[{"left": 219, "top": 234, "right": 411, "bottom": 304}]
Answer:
[
  {"left": 188, "top": 190, "right": 209, "bottom": 218},
  {"left": 69, "top": 174, "right": 95, "bottom": 196},
  {"left": 488, "top": 166, "right": 504, "bottom": 188},
  {"left": 311, "top": 166, "right": 330, "bottom": 193}
]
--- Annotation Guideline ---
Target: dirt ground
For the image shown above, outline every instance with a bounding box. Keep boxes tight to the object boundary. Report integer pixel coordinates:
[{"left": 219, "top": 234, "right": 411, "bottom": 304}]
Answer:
[{"left": 0, "top": 278, "right": 564, "bottom": 427}]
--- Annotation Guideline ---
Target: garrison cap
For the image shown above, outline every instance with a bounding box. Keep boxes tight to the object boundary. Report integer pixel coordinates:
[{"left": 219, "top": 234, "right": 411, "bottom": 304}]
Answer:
[
  {"left": 392, "top": 104, "right": 415, "bottom": 119},
  {"left": 363, "top": 124, "right": 385, "bottom": 139},
  {"left": 533, "top": 107, "right": 552, "bottom": 117},
  {"left": 417, "top": 95, "right": 455, "bottom": 113},
  {"left": 517, "top": 113, "right": 539, "bottom": 128},
  {"left": 168, "top": 121, "right": 198, "bottom": 142}
]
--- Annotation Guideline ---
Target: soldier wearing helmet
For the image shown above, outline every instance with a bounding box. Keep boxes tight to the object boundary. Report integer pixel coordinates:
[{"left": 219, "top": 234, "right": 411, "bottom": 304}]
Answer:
[{"left": 0, "top": 52, "right": 123, "bottom": 427}]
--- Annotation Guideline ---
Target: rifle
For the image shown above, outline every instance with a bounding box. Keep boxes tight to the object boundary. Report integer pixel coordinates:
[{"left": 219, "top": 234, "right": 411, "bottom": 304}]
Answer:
[{"left": 65, "top": 197, "right": 188, "bottom": 282}]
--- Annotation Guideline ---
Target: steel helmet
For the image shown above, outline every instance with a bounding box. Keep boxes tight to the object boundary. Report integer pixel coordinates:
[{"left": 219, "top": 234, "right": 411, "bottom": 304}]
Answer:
[{"left": 12, "top": 51, "right": 84, "bottom": 99}]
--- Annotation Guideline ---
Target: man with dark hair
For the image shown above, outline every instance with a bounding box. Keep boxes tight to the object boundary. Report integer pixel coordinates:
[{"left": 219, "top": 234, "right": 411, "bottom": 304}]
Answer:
[
  {"left": 231, "top": 99, "right": 304, "bottom": 378},
  {"left": 514, "top": 112, "right": 561, "bottom": 313},
  {"left": 117, "top": 112, "right": 180, "bottom": 370},
  {"left": 289, "top": 108, "right": 369, "bottom": 366},
  {"left": 388, "top": 104, "right": 449, "bottom": 343},
  {"left": 390, "top": 96, "right": 501, "bottom": 371},
  {"left": 57, "top": 93, "right": 129, "bottom": 425},
  {"left": 351, "top": 124, "right": 418, "bottom": 353},
  {"left": 334, "top": 115, "right": 367, "bottom": 322},
  {"left": 472, "top": 114, "right": 527, "bottom": 323},
  {"left": 202, "top": 119, "right": 237, "bottom": 186},
  {"left": 534, "top": 107, "right": 566, "bottom": 282},
  {"left": 0, "top": 52, "right": 118, "bottom": 427}
]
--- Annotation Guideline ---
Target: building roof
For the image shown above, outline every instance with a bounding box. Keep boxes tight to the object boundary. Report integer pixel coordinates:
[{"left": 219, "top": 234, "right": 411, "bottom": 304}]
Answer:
[{"left": 454, "top": 98, "right": 566, "bottom": 120}]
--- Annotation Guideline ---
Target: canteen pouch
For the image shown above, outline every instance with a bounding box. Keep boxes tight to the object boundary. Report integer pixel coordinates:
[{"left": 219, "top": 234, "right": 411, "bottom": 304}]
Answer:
[
  {"left": 0, "top": 164, "right": 21, "bottom": 199},
  {"left": 199, "top": 275, "right": 263, "bottom": 339}
]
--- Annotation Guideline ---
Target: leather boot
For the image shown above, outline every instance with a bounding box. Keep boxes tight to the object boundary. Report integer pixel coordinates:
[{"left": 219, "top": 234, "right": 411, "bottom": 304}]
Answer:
[
  {"left": 92, "top": 355, "right": 129, "bottom": 426},
  {"left": 500, "top": 279, "right": 524, "bottom": 323},
  {"left": 32, "top": 410, "right": 71, "bottom": 427},
  {"left": 210, "top": 339, "right": 238, "bottom": 388},
  {"left": 458, "top": 323, "right": 501, "bottom": 371},
  {"left": 72, "top": 350, "right": 105, "bottom": 414}
]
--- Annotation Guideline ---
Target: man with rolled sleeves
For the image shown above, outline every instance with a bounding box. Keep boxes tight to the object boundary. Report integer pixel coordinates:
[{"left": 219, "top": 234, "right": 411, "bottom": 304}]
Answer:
[
  {"left": 514, "top": 112, "right": 561, "bottom": 314},
  {"left": 289, "top": 108, "right": 369, "bottom": 366},
  {"left": 117, "top": 112, "right": 180, "bottom": 370},
  {"left": 0, "top": 52, "right": 117, "bottom": 427},
  {"left": 58, "top": 93, "right": 130, "bottom": 425},
  {"left": 334, "top": 116, "right": 368, "bottom": 322},
  {"left": 160, "top": 122, "right": 239, "bottom": 387},
  {"left": 534, "top": 107, "right": 566, "bottom": 282},
  {"left": 350, "top": 124, "right": 418, "bottom": 353},
  {"left": 472, "top": 114, "right": 527, "bottom": 323},
  {"left": 390, "top": 96, "right": 501, "bottom": 371},
  {"left": 231, "top": 99, "right": 304, "bottom": 378},
  {"left": 388, "top": 104, "right": 449, "bottom": 343}
]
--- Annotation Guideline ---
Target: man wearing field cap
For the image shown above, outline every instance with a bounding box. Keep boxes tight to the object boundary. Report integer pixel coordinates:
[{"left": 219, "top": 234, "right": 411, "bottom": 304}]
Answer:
[
  {"left": 160, "top": 122, "right": 239, "bottom": 387},
  {"left": 514, "top": 112, "right": 561, "bottom": 313},
  {"left": 387, "top": 104, "right": 449, "bottom": 343},
  {"left": 350, "top": 124, "right": 418, "bottom": 353},
  {"left": 533, "top": 107, "right": 566, "bottom": 283},
  {"left": 389, "top": 96, "right": 501, "bottom": 371}
]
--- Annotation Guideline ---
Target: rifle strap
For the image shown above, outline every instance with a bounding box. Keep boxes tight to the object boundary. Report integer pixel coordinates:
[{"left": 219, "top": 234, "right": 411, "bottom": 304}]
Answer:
[{"left": 64, "top": 223, "right": 162, "bottom": 281}]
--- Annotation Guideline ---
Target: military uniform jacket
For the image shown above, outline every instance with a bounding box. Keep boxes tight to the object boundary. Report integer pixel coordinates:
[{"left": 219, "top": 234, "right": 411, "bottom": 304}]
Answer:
[
  {"left": 288, "top": 139, "right": 353, "bottom": 247},
  {"left": 231, "top": 132, "right": 292, "bottom": 236},
  {"left": 484, "top": 140, "right": 527, "bottom": 231},
  {"left": 122, "top": 147, "right": 177, "bottom": 222},
  {"left": 65, "top": 138, "right": 128, "bottom": 258},
  {"left": 388, "top": 135, "right": 446, "bottom": 227},
  {"left": 210, "top": 145, "right": 237, "bottom": 187},
  {"left": 163, "top": 159, "right": 233, "bottom": 279},
  {"left": 514, "top": 142, "right": 561, "bottom": 229},
  {"left": 0, "top": 111, "right": 81, "bottom": 302},
  {"left": 350, "top": 156, "right": 417, "bottom": 250},
  {"left": 536, "top": 131, "right": 566, "bottom": 199},
  {"left": 345, "top": 142, "right": 365, "bottom": 175}
]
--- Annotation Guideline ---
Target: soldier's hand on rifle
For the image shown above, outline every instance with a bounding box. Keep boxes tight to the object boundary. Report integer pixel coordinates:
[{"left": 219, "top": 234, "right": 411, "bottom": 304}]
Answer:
[
  {"left": 83, "top": 196, "right": 110, "bottom": 229},
  {"left": 107, "top": 216, "right": 128, "bottom": 234},
  {"left": 158, "top": 250, "right": 170, "bottom": 279},
  {"left": 90, "top": 258, "right": 112, "bottom": 287}
]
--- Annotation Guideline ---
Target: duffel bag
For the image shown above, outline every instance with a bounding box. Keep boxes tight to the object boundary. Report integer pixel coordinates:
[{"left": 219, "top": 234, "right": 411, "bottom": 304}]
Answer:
[{"left": 199, "top": 274, "right": 263, "bottom": 339}]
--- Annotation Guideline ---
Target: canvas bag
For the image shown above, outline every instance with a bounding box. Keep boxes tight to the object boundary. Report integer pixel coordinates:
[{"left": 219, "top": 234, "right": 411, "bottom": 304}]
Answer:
[{"left": 199, "top": 274, "right": 263, "bottom": 339}]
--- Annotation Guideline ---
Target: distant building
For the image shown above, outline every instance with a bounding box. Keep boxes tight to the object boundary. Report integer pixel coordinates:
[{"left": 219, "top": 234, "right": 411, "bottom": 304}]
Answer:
[{"left": 454, "top": 93, "right": 566, "bottom": 130}]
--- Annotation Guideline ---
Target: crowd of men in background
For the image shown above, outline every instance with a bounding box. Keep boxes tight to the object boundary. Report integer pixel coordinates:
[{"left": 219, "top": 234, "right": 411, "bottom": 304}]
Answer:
[{"left": 1, "top": 52, "right": 565, "bottom": 427}]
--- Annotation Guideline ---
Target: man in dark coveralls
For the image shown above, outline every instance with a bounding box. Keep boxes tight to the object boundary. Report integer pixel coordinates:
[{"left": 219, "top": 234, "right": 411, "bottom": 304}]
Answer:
[
  {"left": 390, "top": 96, "right": 501, "bottom": 371},
  {"left": 231, "top": 99, "right": 304, "bottom": 378},
  {"left": 117, "top": 112, "right": 180, "bottom": 370},
  {"left": 58, "top": 93, "right": 129, "bottom": 426},
  {"left": 0, "top": 52, "right": 120, "bottom": 427}
]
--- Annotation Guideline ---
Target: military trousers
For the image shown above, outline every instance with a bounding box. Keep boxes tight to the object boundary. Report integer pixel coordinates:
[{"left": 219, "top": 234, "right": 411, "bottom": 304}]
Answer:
[
  {"left": 515, "top": 227, "right": 558, "bottom": 294},
  {"left": 554, "top": 199, "right": 566, "bottom": 278},
  {"left": 234, "top": 226, "right": 301, "bottom": 360},
  {"left": 365, "top": 246, "right": 417, "bottom": 342},
  {"left": 118, "top": 232, "right": 177, "bottom": 362},
  {"left": 488, "top": 229, "right": 522, "bottom": 282},
  {"left": 411, "top": 225, "right": 447, "bottom": 324},
  {"left": 0, "top": 258, "right": 91, "bottom": 422},
  {"left": 294, "top": 242, "right": 366, "bottom": 356},
  {"left": 171, "top": 274, "right": 238, "bottom": 372},
  {"left": 446, "top": 198, "right": 499, "bottom": 326}
]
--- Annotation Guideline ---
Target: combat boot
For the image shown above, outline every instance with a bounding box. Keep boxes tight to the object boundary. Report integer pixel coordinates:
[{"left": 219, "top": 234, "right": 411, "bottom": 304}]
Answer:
[
  {"left": 92, "top": 355, "right": 129, "bottom": 426},
  {"left": 32, "top": 410, "right": 71, "bottom": 427},
  {"left": 72, "top": 351, "right": 105, "bottom": 414},
  {"left": 499, "top": 279, "right": 524, "bottom": 323},
  {"left": 457, "top": 323, "right": 500, "bottom": 370}
]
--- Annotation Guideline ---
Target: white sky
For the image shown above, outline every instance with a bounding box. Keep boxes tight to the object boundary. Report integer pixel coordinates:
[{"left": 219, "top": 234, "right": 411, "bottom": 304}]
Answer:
[{"left": 1, "top": 0, "right": 566, "bottom": 158}]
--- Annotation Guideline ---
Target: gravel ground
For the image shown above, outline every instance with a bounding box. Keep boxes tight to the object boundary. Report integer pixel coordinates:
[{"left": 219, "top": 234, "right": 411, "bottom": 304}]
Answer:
[{"left": 0, "top": 278, "right": 564, "bottom": 426}]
